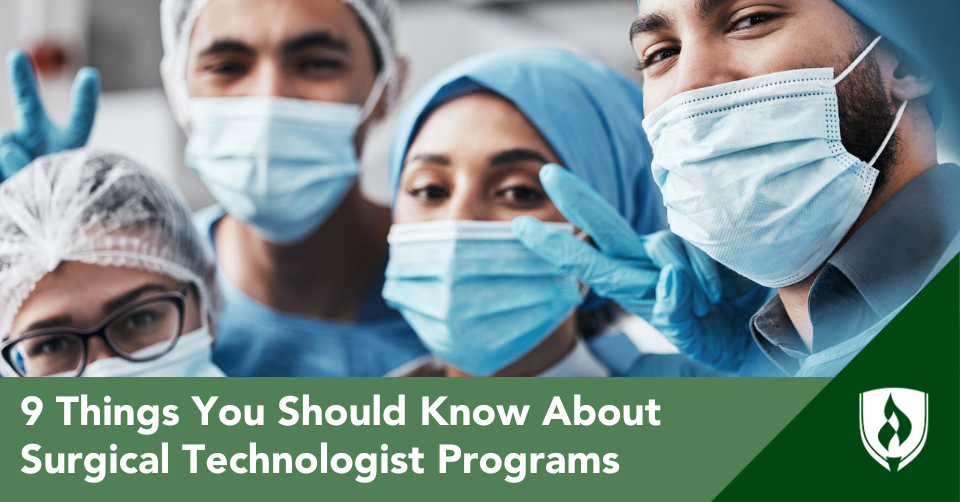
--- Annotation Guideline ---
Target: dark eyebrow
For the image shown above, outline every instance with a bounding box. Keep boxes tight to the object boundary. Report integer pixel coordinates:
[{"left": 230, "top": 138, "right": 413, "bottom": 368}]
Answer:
[
  {"left": 12, "top": 284, "right": 175, "bottom": 338},
  {"left": 19, "top": 316, "right": 74, "bottom": 336},
  {"left": 630, "top": 0, "right": 738, "bottom": 40},
  {"left": 407, "top": 153, "right": 450, "bottom": 166},
  {"left": 697, "top": 0, "right": 738, "bottom": 18},
  {"left": 103, "top": 284, "right": 173, "bottom": 316},
  {"left": 630, "top": 12, "right": 673, "bottom": 39},
  {"left": 198, "top": 39, "right": 255, "bottom": 58},
  {"left": 490, "top": 149, "right": 551, "bottom": 167},
  {"left": 282, "top": 30, "right": 349, "bottom": 55}
]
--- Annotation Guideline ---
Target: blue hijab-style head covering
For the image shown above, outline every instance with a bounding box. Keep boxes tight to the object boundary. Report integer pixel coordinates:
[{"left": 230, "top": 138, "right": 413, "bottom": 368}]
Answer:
[{"left": 388, "top": 48, "right": 666, "bottom": 236}]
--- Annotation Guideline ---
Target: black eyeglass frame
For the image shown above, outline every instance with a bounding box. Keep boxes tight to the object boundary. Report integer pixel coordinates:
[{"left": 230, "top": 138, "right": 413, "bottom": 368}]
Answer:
[{"left": 0, "top": 285, "right": 190, "bottom": 377}]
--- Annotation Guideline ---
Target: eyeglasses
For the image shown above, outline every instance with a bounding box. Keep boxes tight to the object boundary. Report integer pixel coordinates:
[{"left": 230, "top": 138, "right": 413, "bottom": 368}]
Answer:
[{"left": 1, "top": 285, "right": 189, "bottom": 377}]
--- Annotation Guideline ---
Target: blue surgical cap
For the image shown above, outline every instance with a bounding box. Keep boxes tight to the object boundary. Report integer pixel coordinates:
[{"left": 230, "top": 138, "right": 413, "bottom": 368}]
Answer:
[
  {"left": 388, "top": 48, "right": 666, "bottom": 236},
  {"left": 833, "top": 0, "right": 945, "bottom": 128}
]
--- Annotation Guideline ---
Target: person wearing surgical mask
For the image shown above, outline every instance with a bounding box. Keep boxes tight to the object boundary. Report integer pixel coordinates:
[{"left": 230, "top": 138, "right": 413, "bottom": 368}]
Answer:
[
  {"left": 0, "top": 0, "right": 428, "bottom": 377},
  {"left": 383, "top": 49, "right": 726, "bottom": 377},
  {"left": 0, "top": 150, "right": 223, "bottom": 377},
  {"left": 514, "top": 0, "right": 960, "bottom": 377}
]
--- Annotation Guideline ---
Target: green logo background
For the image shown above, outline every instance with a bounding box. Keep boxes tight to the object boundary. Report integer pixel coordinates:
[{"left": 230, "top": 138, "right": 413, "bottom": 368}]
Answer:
[{"left": 715, "top": 257, "right": 959, "bottom": 500}]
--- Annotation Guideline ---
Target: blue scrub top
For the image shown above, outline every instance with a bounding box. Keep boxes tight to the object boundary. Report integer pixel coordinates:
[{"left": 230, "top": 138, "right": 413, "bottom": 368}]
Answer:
[{"left": 194, "top": 205, "right": 428, "bottom": 377}]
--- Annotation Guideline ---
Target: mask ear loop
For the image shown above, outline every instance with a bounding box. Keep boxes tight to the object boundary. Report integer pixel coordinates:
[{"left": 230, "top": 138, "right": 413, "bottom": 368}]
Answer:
[
  {"left": 868, "top": 100, "right": 908, "bottom": 167},
  {"left": 820, "top": 36, "right": 883, "bottom": 88},
  {"left": 359, "top": 69, "right": 392, "bottom": 122},
  {"left": 817, "top": 35, "right": 908, "bottom": 167}
]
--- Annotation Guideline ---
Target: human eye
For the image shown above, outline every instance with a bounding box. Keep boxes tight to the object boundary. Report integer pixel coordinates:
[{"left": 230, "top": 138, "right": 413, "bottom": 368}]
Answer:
[
  {"left": 201, "top": 57, "right": 251, "bottom": 78},
  {"left": 30, "top": 337, "right": 70, "bottom": 356},
  {"left": 295, "top": 56, "right": 346, "bottom": 75},
  {"left": 728, "top": 10, "right": 784, "bottom": 33},
  {"left": 112, "top": 303, "right": 171, "bottom": 339},
  {"left": 407, "top": 182, "right": 450, "bottom": 202},
  {"left": 496, "top": 184, "right": 547, "bottom": 205},
  {"left": 637, "top": 44, "right": 680, "bottom": 71},
  {"left": 122, "top": 309, "right": 161, "bottom": 330}
]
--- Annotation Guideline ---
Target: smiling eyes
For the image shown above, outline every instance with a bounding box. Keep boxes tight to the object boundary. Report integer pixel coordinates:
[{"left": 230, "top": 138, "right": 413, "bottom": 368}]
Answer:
[
  {"left": 637, "top": 47, "right": 679, "bottom": 71},
  {"left": 637, "top": 11, "right": 784, "bottom": 72},
  {"left": 731, "top": 12, "right": 780, "bottom": 31}
]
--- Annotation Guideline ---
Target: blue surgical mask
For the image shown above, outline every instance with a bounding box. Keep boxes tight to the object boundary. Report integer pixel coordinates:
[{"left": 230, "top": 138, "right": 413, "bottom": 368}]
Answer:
[
  {"left": 382, "top": 220, "right": 585, "bottom": 376},
  {"left": 642, "top": 37, "right": 907, "bottom": 288},
  {"left": 185, "top": 77, "right": 386, "bottom": 244}
]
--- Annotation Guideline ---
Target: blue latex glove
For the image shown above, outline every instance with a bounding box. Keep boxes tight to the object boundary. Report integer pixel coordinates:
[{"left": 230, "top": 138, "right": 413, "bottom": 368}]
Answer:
[
  {"left": 512, "top": 164, "right": 770, "bottom": 372},
  {"left": 0, "top": 49, "right": 101, "bottom": 180}
]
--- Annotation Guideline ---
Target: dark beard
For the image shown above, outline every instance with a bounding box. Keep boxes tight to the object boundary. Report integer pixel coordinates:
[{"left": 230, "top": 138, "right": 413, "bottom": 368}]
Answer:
[{"left": 834, "top": 36, "right": 901, "bottom": 197}]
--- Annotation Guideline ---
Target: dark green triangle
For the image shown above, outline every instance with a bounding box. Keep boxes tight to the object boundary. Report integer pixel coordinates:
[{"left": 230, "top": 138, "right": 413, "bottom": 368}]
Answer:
[{"left": 714, "top": 256, "right": 959, "bottom": 500}]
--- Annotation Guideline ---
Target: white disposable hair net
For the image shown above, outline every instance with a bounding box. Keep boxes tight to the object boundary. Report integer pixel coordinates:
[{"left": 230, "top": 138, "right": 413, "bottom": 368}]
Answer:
[
  {"left": 0, "top": 149, "right": 217, "bottom": 340},
  {"left": 159, "top": 0, "right": 401, "bottom": 128}
]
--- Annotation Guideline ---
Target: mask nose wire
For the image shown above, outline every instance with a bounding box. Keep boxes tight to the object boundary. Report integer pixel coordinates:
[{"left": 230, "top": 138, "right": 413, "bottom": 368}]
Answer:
[{"left": 820, "top": 35, "right": 884, "bottom": 88}]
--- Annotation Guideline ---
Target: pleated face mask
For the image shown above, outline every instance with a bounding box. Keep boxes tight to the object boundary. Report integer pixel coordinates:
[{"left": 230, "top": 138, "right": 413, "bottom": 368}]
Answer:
[
  {"left": 641, "top": 36, "right": 906, "bottom": 288},
  {"left": 382, "top": 220, "right": 584, "bottom": 376},
  {"left": 186, "top": 96, "right": 367, "bottom": 245},
  {"left": 184, "top": 71, "right": 390, "bottom": 245}
]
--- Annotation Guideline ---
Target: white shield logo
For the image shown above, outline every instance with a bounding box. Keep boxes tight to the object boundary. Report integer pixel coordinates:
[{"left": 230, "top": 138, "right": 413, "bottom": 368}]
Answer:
[{"left": 859, "top": 388, "right": 928, "bottom": 471}]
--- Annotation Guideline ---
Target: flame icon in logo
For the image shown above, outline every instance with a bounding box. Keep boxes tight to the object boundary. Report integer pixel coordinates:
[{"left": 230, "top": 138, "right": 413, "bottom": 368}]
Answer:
[{"left": 876, "top": 395, "right": 913, "bottom": 471}]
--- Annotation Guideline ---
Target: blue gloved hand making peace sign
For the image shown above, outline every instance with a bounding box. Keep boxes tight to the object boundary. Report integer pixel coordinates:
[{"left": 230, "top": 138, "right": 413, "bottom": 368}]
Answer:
[
  {"left": 512, "top": 164, "right": 770, "bottom": 372},
  {"left": 0, "top": 49, "right": 100, "bottom": 181}
]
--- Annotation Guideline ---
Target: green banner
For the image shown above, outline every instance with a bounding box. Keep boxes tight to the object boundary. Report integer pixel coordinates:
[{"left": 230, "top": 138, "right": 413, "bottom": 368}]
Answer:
[{"left": 2, "top": 378, "right": 823, "bottom": 500}]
